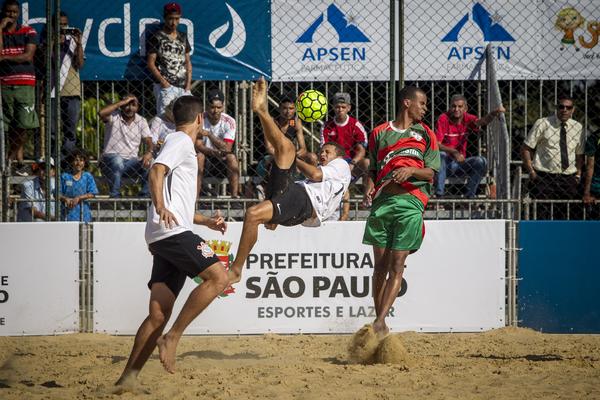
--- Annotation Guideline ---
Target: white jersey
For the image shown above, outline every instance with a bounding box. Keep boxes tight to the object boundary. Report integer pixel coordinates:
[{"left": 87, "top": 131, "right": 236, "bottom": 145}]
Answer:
[
  {"left": 149, "top": 116, "right": 176, "bottom": 145},
  {"left": 145, "top": 131, "right": 198, "bottom": 244},
  {"left": 298, "top": 158, "right": 351, "bottom": 227},
  {"left": 202, "top": 112, "right": 236, "bottom": 150}
]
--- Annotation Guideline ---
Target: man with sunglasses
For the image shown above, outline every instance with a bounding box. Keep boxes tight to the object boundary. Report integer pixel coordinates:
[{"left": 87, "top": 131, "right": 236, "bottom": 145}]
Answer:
[{"left": 522, "top": 96, "right": 585, "bottom": 219}]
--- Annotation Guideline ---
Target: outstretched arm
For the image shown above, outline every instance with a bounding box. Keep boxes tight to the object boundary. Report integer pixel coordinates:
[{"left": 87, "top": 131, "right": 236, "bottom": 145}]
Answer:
[{"left": 296, "top": 157, "right": 323, "bottom": 182}]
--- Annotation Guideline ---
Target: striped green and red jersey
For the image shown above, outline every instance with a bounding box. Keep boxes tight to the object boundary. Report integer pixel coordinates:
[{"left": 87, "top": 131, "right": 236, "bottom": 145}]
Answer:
[{"left": 368, "top": 121, "right": 440, "bottom": 207}]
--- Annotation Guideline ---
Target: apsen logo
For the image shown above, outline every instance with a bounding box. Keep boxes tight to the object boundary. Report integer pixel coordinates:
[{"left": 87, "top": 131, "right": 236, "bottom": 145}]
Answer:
[
  {"left": 296, "top": 4, "right": 369, "bottom": 62},
  {"left": 442, "top": 3, "right": 514, "bottom": 61},
  {"left": 209, "top": 3, "right": 246, "bottom": 58}
]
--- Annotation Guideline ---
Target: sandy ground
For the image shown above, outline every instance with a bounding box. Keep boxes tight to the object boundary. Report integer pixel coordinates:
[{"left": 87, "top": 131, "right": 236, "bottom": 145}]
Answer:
[{"left": 0, "top": 327, "right": 599, "bottom": 400}]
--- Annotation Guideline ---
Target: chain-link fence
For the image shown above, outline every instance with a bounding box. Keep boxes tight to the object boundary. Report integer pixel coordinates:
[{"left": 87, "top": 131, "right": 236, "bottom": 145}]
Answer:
[{"left": 2, "top": 0, "right": 600, "bottom": 222}]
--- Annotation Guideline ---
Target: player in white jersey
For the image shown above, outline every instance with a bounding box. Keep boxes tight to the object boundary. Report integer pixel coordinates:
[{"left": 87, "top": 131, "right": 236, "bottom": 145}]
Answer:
[
  {"left": 228, "top": 77, "right": 351, "bottom": 284},
  {"left": 116, "top": 96, "right": 228, "bottom": 385}
]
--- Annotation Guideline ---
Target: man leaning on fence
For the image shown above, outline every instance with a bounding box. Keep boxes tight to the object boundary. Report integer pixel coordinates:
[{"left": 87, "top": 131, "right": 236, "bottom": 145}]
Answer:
[
  {"left": 521, "top": 95, "right": 585, "bottom": 220},
  {"left": 434, "top": 94, "right": 504, "bottom": 198},
  {"left": 0, "top": 0, "right": 39, "bottom": 177},
  {"left": 99, "top": 95, "right": 153, "bottom": 198},
  {"left": 146, "top": 2, "right": 192, "bottom": 116}
]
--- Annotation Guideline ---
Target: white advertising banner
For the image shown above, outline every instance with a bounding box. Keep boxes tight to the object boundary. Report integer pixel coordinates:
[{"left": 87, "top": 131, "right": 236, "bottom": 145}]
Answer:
[
  {"left": 405, "top": 0, "right": 540, "bottom": 81},
  {"left": 0, "top": 223, "right": 79, "bottom": 335},
  {"left": 271, "top": 0, "right": 390, "bottom": 81},
  {"left": 94, "top": 220, "right": 505, "bottom": 334}
]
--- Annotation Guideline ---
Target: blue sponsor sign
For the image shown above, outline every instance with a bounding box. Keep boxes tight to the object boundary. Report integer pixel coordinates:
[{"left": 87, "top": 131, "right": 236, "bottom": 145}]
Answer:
[
  {"left": 21, "top": 0, "right": 271, "bottom": 80},
  {"left": 518, "top": 221, "right": 600, "bottom": 333}
]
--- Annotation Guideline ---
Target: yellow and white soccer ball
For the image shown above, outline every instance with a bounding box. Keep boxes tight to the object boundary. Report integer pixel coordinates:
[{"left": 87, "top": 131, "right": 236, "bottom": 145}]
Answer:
[{"left": 295, "top": 90, "right": 327, "bottom": 123}]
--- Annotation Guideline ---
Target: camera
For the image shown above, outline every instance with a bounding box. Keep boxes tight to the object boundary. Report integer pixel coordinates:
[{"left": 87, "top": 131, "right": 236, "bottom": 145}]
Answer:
[{"left": 61, "top": 27, "right": 78, "bottom": 35}]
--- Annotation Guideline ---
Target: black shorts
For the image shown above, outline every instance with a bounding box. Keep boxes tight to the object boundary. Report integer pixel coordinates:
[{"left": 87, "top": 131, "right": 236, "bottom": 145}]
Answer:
[
  {"left": 265, "top": 160, "right": 313, "bottom": 226},
  {"left": 147, "top": 231, "right": 221, "bottom": 297}
]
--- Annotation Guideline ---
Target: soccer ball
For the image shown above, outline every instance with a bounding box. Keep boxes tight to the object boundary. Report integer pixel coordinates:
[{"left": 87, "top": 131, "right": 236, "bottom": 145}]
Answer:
[{"left": 295, "top": 90, "right": 327, "bottom": 122}]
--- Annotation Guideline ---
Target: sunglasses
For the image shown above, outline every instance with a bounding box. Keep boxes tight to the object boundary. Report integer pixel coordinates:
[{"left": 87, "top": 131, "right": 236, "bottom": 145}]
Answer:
[{"left": 557, "top": 104, "right": 574, "bottom": 110}]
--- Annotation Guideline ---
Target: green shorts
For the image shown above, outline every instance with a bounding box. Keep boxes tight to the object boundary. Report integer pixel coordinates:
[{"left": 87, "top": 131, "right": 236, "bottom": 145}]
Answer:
[
  {"left": 2, "top": 85, "right": 39, "bottom": 130},
  {"left": 362, "top": 193, "right": 425, "bottom": 252}
]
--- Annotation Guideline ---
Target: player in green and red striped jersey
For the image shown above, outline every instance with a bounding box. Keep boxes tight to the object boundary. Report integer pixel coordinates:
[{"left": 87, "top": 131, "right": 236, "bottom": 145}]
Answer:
[{"left": 362, "top": 86, "right": 440, "bottom": 338}]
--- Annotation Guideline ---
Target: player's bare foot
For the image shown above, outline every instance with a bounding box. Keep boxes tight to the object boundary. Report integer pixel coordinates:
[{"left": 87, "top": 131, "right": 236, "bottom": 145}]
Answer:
[
  {"left": 252, "top": 76, "right": 268, "bottom": 115},
  {"left": 227, "top": 262, "right": 242, "bottom": 284},
  {"left": 156, "top": 334, "right": 178, "bottom": 373},
  {"left": 372, "top": 320, "right": 390, "bottom": 340}
]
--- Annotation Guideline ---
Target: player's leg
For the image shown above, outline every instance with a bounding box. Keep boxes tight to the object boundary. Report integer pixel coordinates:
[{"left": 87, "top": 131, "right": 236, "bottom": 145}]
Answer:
[
  {"left": 372, "top": 249, "right": 409, "bottom": 338},
  {"left": 157, "top": 261, "right": 228, "bottom": 373},
  {"left": 115, "top": 282, "right": 176, "bottom": 385},
  {"left": 228, "top": 199, "right": 274, "bottom": 283},
  {"left": 252, "top": 77, "right": 295, "bottom": 170},
  {"left": 372, "top": 246, "right": 390, "bottom": 318}
]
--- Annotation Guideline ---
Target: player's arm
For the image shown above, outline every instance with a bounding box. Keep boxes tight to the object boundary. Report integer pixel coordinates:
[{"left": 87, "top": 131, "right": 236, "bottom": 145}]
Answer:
[
  {"left": 340, "top": 190, "right": 350, "bottom": 221},
  {"left": 393, "top": 167, "right": 435, "bottom": 184},
  {"left": 296, "top": 157, "right": 323, "bottom": 182},
  {"left": 193, "top": 210, "right": 226, "bottom": 234},
  {"left": 149, "top": 162, "right": 178, "bottom": 228}
]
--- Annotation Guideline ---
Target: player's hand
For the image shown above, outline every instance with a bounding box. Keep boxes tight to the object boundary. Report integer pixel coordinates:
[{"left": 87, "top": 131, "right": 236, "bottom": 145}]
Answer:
[
  {"left": 264, "top": 223, "right": 278, "bottom": 230},
  {"left": 583, "top": 193, "right": 596, "bottom": 205},
  {"left": 393, "top": 167, "right": 414, "bottom": 184},
  {"left": 362, "top": 192, "right": 372, "bottom": 208},
  {"left": 207, "top": 210, "right": 227, "bottom": 234},
  {"left": 156, "top": 207, "right": 178, "bottom": 229}
]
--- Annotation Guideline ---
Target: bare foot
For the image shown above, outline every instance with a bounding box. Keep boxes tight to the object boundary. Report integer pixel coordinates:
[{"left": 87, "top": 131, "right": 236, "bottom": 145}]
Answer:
[
  {"left": 156, "top": 334, "right": 178, "bottom": 374},
  {"left": 372, "top": 320, "right": 390, "bottom": 340},
  {"left": 252, "top": 76, "right": 268, "bottom": 115},
  {"left": 227, "top": 263, "right": 242, "bottom": 284}
]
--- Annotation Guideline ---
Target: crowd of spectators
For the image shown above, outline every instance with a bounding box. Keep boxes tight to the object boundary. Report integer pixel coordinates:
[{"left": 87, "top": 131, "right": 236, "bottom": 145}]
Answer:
[{"left": 2, "top": 0, "right": 599, "bottom": 221}]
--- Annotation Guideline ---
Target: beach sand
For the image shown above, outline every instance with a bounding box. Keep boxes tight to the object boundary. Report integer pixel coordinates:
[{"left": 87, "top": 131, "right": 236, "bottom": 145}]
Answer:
[{"left": 0, "top": 327, "right": 599, "bottom": 399}]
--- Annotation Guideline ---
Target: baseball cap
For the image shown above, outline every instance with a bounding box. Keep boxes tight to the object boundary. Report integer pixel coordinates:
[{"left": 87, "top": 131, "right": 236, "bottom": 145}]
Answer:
[
  {"left": 333, "top": 92, "right": 351, "bottom": 105},
  {"left": 35, "top": 157, "right": 55, "bottom": 169},
  {"left": 207, "top": 89, "right": 225, "bottom": 103},
  {"left": 163, "top": 2, "right": 182, "bottom": 14}
]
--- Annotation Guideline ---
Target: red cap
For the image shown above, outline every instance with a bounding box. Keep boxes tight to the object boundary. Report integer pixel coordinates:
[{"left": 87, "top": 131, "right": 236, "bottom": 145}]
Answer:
[{"left": 163, "top": 2, "right": 182, "bottom": 14}]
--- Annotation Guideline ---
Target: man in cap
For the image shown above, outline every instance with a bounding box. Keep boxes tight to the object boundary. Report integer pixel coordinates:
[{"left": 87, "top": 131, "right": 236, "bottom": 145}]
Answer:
[{"left": 146, "top": 2, "right": 192, "bottom": 115}]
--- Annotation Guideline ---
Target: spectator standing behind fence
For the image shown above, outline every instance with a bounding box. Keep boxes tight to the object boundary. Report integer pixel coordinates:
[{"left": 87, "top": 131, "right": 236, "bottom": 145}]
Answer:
[
  {"left": 434, "top": 95, "right": 504, "bottom": 198},
  {"left": 521, "top": 95, "right": 585, "bottom": 219},
  {"left": 146, "top": 2, "right": 191, "bottom": 116},
  {"left": 17, "top": 157, "right": 55, "bottom": 221},
  {"left": 583, "top": 125, "right": 600, "bottom": 219},
  {"left": 0, "top": 0, "right": 39, "bottom": 176},
  {"left": 321, "top": 92, "right": 369, "bottom": 187},
  {"left": 195, "top": 89, "right": 240, "bottom": 198},
  {"left": 39, "top": 11, "right": 84, "bottom": 156},
  {"left": 99, "top": 95, "right": 153, "bottom": 198},
  {"left": 59, "top": 148, "right": 98, "bottom": 222}
]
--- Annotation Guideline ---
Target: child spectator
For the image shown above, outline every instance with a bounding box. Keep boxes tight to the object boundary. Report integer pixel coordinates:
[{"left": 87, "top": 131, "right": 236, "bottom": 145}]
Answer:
[{"left": 60, "top": 148, "right": 98, "bottom": 222}]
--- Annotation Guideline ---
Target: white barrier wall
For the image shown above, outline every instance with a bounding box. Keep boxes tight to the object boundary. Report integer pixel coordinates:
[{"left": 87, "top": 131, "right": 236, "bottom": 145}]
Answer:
[
  {"left": 0, "top": 223, "right": 80, "bottom": 335},
  {"left": 94, "top": 220, "right": 506, "bottom": 334}
]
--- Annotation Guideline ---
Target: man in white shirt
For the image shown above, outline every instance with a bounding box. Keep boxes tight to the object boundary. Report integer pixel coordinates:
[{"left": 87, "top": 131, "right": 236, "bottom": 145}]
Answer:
[
  {"left": 116, "top": 96, "right": 228, "bottom": 384},
  {"left": 228, "top": 78, "right": 351, "bottom": 284},
  {"left": 99, "top": 95, "right": 154, "bottom": 197},
  {"left": 195, "top": 89, "right": 240, "bottom": 197}
]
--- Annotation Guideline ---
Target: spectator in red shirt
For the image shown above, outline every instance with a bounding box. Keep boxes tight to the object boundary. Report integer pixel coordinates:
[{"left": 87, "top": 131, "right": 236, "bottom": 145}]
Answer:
[
  {"left": 0, "top": 0, "right": 39, "bottom": 176},
  {"left": 434, "top": 94, "right": 504, "bottom": 198},
  {"left": 320, "top": 92, "right": 369, "bottom": 185}
]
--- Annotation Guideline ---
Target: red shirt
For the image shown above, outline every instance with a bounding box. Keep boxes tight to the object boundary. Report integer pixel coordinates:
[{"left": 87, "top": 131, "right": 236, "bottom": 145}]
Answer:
[
  {"left": 0, "top": 25, "right": 38, "bottom": 86},
  {"left": 435, "top": 112, "right": 479, "bottom": 157},
  {"left": 320, "top": 115, "right": 368, "bottom": 158}
]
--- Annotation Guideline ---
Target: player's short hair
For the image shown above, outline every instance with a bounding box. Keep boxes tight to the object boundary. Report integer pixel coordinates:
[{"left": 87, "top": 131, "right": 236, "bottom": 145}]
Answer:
[
  {"left": 397, "top": 86, "right": 425, "bottom": 109},
  {"left": 321, "top": 142, "right": 346, "bottom": 157},
  {"left": 450, "top": 94, "right": 467, "bottom": 104},
  {"left": 173, "top": 95, "right": 203, "bottom": 125}
]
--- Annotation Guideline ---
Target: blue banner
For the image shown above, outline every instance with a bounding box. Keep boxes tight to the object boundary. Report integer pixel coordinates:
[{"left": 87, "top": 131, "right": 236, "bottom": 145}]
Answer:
[
  {"left": 22, "top": 0, "right": 271, "bottom": 81},
  {"left": 518, "top": 221, "right": 600, "bottom": 333}
]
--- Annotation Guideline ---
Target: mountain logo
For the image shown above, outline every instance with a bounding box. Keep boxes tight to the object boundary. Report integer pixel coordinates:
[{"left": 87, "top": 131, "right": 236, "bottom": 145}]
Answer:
[
  {"left": 442, "top": 3, "right": 514, "bottom": 42},
  {"left": 296, "top": 4, "right": 369, "bottom": 43}
]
